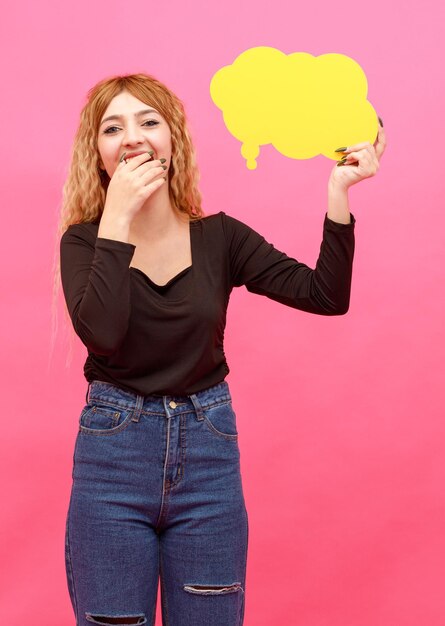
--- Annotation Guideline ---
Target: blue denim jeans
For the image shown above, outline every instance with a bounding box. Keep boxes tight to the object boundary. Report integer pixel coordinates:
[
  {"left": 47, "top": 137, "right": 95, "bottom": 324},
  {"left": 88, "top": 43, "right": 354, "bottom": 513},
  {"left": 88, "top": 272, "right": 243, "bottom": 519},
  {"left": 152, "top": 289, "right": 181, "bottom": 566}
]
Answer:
[{"left": 65, "top": 379, "right": 249, "bottom": 626}]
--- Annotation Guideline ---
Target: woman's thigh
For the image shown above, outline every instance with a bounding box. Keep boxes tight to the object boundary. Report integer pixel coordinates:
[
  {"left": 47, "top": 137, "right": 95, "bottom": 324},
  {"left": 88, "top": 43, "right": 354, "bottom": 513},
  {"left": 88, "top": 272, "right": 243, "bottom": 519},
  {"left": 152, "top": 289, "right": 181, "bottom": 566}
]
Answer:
[
  {"left": 157, "top": 392, "right": 249, "bottom": 626},
  {"left": 65, "top": 494, "right": 159, "bottom": 625},
  {"left": 65, "top": 385, "right": 165, "bottom": 626}
]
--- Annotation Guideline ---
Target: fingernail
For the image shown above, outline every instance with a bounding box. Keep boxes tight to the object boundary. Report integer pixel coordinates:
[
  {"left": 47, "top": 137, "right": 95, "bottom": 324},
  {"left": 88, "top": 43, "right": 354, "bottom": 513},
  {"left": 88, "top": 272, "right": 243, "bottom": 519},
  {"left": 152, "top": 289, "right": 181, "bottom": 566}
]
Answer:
[
  {"left": 339, "top": 155, "right": 347, "bottom": 162},
  {"left": 337, "top": 161, "right": 348, "bottom": 167},
  {"left": 335, "top": 146, "right": 348, "bottom": 152},
  {"left": 119, "top": 152, "right": 127, "bottom": 162},
  {"left": 148, "top": 150, "right": 155, "bottom": 155},
  {"left": 162, "top": 165, "right": 168, "bottom": 170},
  {"left": 160, "top": 158, "right": 167, "bottom": 163},
  {"left": 378, "top": 116, "right": 384, "bottom": 127}
]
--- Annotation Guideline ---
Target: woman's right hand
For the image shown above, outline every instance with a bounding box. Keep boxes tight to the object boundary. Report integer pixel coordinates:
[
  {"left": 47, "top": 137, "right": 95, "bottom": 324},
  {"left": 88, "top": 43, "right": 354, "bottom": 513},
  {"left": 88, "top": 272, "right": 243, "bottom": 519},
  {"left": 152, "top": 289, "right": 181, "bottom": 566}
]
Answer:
[{"left": 103, "top": 152, "right": 168, "bottom": 223}]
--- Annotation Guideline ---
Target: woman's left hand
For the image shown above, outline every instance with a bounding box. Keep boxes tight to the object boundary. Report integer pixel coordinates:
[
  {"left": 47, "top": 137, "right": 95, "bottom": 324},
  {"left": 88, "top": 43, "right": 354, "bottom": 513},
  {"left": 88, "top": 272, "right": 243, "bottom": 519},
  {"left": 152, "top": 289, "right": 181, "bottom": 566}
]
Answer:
[{"left": 328, "top": 120, "right": 387, "bottom": 190}]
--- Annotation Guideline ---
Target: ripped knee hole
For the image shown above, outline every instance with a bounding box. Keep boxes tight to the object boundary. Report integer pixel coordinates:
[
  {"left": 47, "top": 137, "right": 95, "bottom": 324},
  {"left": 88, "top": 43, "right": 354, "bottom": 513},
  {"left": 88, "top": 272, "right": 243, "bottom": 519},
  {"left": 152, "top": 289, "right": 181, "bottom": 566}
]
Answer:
[
  {"left": 85, "top": 614, "right": 146, "bottom": 625},
  {"left": 183, "top": 582, "right": 244, "bottom": 595}
]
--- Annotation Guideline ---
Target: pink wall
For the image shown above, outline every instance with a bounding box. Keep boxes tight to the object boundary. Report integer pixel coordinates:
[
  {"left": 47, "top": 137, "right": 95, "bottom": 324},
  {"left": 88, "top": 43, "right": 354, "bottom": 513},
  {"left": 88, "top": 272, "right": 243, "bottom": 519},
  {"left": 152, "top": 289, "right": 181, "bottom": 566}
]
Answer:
[{"left": 1, "top": 0, "right": 444, "bottom": 624}]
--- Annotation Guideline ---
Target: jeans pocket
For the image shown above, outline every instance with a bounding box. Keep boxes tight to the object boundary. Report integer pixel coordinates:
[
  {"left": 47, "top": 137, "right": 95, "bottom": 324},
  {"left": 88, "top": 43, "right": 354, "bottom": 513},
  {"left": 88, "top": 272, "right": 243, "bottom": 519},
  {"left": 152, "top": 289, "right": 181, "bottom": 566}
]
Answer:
[
  {"left": 202, "top": 402, "right": 239, "bottom": 441},
  {"left": 79, "top": 401, "right": 134, "bottom": 436}
]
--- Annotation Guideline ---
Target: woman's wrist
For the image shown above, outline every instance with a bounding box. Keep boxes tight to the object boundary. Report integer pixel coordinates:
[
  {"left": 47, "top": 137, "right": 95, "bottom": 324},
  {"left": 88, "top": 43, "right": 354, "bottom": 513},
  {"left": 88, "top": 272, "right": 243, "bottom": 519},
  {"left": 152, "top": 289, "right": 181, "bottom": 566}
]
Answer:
[
  {"left": 98, "top": 210, "right": 132, "bottom": 243},
  {"left": 327, "top": 180, "right": 351, "bottom": 224}
]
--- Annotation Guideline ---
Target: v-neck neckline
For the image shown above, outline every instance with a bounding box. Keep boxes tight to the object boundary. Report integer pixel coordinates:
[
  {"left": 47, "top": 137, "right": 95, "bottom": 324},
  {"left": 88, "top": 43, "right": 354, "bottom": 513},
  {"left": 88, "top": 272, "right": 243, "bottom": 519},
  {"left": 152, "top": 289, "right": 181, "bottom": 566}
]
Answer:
[{"left": 129, "top": 219, "right": 194, "bottom": 289}]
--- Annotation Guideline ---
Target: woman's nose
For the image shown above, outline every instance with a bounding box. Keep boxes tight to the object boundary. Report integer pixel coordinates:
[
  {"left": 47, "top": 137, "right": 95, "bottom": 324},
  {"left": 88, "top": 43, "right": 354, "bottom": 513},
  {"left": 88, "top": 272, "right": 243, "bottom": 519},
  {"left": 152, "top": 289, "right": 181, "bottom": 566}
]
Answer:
[{"left": 122, "top": 124, "right": 146, "bottom": 143}]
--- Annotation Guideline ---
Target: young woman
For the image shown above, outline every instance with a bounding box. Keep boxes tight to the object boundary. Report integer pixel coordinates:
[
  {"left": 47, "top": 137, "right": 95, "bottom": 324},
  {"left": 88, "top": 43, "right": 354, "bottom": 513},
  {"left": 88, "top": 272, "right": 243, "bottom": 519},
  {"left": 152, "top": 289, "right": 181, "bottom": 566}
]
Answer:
[{"left": 58, "top": 73, "right": 386, "bottom": 626}]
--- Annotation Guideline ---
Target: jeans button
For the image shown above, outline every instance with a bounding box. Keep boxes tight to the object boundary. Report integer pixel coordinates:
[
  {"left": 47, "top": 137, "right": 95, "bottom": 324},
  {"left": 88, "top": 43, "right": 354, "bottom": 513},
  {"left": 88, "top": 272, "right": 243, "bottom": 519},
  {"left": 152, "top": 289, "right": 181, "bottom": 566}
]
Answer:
[{"left": 169, "top": 401, "right": 177, "bottom": 409}]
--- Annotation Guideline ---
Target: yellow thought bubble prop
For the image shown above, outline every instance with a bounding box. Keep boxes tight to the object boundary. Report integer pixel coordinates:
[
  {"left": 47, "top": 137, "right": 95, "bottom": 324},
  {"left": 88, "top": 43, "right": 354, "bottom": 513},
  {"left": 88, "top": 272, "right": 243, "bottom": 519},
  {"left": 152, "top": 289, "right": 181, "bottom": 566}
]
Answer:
[{"left": 210, "top": 47, "right": 379, "bottom": 170}]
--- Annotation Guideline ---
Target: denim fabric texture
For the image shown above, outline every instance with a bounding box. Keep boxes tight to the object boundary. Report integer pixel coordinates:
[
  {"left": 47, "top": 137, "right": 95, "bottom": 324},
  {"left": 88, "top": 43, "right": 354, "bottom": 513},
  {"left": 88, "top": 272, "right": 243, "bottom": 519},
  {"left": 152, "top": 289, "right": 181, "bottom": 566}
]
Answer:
[{"left": 65, "top": 379, "right": 249, "bottom": 626}]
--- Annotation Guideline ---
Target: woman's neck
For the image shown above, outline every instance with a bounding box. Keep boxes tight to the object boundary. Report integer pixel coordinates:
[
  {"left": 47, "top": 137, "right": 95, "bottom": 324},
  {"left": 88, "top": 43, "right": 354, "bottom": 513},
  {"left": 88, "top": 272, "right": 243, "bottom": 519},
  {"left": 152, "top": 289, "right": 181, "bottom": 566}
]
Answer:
[{"left": 129, "top": 194, "right": 188, "bottom": 243}]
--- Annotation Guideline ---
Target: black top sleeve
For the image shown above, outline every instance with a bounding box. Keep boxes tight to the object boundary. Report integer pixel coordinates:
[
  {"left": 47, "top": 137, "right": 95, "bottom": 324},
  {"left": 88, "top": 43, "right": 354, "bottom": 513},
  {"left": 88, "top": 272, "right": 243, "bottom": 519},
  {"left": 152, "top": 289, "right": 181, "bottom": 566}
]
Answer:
[
  {"left": 60, "top": 224, "right": 136, "bottom": 355},
  {"left": 222, "top": 211, "right": 356, "bottom": 315}
]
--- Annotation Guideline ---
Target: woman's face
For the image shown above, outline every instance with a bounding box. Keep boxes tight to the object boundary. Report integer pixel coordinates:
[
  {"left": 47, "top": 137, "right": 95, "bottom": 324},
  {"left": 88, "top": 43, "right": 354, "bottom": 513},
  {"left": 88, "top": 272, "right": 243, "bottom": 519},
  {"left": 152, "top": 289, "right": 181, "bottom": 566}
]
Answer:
[{"left": 97, "top": 90, "right": 172, "bottom": 177}]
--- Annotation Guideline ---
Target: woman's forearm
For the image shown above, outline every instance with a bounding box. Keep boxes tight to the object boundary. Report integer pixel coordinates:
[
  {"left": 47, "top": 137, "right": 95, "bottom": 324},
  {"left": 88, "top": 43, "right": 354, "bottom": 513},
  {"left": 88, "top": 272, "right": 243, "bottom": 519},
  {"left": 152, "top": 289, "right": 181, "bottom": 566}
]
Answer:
[{"left": 327, "top": 182, "right": 351, "bottom": 224}]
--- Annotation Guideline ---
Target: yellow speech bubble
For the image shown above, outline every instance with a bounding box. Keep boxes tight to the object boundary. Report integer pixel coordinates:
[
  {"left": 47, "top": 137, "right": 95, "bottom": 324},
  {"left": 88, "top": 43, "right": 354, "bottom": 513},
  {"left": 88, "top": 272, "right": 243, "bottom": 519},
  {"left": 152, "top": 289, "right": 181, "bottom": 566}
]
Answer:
[{"left": 210, "top": 47, "right": 379, "bottom": 170}]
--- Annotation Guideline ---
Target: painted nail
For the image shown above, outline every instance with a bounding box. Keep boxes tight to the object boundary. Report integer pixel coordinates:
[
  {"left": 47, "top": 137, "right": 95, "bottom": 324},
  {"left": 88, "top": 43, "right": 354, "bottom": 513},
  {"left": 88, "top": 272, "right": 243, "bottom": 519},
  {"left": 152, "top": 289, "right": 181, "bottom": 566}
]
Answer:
[
  {"left": 160, "top": 158, "right": 167, "bottom": 163},
  {"left": 337, "top": 161, "right": 348, "bottom": 166},
  {"left": 162, "top": 165, "right": 168, "bottom": 170},
  {"left": 119, "top": 152, "right": 127, "bottom": 163},
  {"left": 339, "top": 155, "right": 347, "bottom": 162},
  {"left": 378, "top": 116, "right": 384, "bottom": 127},
  {"left": 147, "top": 150, "right": 155, "bottom": 156},
  {"left": 335, "top": 146, "right": 348, "bottom": 152}
]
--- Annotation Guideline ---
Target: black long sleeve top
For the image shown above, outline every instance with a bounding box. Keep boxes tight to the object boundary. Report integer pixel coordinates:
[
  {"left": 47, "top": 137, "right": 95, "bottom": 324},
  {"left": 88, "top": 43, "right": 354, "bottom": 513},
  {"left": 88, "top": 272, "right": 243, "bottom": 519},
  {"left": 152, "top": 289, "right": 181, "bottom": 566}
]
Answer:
[{"left": 59, "top": 210, "right": 356, "bottom": 396}]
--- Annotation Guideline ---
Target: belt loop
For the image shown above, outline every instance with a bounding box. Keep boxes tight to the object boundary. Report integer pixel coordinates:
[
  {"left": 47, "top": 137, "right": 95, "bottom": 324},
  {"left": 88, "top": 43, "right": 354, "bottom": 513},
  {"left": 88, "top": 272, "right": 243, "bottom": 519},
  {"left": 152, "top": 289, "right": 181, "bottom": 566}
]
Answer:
[
  {"left": 189, "top": 392, "right": 205, "bottom": 421},
  {"left": 85, "top": 382, "right": 91, "bottom": 404},
  {"left": 131, "top": 393, "right": 145, "bottom": 423}
]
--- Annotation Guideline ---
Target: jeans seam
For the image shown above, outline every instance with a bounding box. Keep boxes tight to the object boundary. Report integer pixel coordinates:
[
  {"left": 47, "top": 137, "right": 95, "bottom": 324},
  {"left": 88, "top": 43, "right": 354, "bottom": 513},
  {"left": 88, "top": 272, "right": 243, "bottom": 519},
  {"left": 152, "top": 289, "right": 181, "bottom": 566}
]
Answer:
[
  {"left": 239, "top": 505, "right": 249, "bottom": 625},
  {"left": 65, "top": 505, "right": 79, "bottom": 623}
]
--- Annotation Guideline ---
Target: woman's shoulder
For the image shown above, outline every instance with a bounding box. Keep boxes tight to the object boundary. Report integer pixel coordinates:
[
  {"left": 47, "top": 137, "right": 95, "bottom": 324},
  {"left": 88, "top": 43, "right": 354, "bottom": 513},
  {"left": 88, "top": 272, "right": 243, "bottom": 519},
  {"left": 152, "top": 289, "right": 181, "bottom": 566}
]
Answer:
[
  {"left": 192, "top": 210, "right": 244, "bottom": 234},
  {"left": 192, "top": 210, "right": 243, "bottom": 227},
  {"left": 193, "top": 210, "right": 255, "bottom": 238},
  {"left": 191, "top": 210, "right": 224, "bottom": 222},
  {"left": 61, "top": 221, "right": 99, "bottom": 246}
]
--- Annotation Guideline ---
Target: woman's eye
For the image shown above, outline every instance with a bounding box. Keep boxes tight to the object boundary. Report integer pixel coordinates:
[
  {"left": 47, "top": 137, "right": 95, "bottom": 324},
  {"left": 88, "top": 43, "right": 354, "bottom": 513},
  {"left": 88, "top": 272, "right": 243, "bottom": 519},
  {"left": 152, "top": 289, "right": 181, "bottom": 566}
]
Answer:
[{"left": 103, "top": 120, "right": 159, "bottom": 134}]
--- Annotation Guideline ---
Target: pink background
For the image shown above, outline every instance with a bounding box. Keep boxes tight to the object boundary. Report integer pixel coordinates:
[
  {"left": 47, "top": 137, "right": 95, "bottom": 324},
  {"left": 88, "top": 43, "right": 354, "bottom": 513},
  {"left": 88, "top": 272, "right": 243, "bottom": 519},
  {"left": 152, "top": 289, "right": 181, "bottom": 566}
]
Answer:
[{"left": 1, "top": 0, "right": 444, "bottom": 624}]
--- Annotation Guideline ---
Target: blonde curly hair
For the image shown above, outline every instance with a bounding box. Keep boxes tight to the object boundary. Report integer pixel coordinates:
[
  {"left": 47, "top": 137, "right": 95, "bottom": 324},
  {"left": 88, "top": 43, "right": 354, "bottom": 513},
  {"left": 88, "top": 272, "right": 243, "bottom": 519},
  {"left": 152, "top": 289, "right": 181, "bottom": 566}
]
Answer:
[{"left": 50, "top": 72, "right": 205, "bottom": 369}]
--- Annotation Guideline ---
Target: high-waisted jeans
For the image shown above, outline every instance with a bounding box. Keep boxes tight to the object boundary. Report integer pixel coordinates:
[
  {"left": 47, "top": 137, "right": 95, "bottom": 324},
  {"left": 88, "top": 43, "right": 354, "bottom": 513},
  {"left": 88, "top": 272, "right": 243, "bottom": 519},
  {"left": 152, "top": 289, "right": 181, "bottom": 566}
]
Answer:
[{"left": 65, "top": 379, "right": 249, "bottom": 626}]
